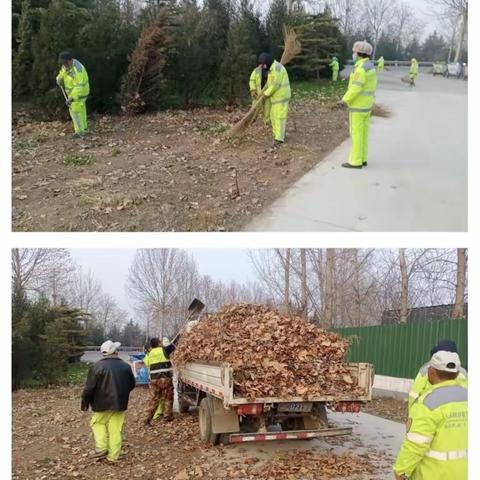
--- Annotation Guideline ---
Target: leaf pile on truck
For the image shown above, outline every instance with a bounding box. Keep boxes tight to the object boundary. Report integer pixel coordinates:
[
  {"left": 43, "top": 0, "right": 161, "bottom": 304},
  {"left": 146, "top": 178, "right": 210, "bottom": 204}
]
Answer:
[
  {"left": 173, "top": 303, "right": 374, "bottom": 445},
  {"left": 174, "top": 303, "right": 361, "bottom": 398}
]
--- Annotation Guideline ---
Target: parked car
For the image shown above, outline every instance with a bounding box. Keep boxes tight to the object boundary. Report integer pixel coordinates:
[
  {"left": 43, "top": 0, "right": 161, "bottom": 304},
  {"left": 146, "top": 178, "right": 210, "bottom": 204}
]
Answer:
[
  {"left": 432, "top": 62, "right": 447, "bottom": 76},
  {"left": 446, "top": 62, "right": 464, "bottom": 78}
]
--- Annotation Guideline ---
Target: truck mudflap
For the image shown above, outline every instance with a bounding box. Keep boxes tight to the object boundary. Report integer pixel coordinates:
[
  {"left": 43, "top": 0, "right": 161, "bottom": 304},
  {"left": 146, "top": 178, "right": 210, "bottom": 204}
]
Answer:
[{"left": 229, "top": 427, "right": 352, "bottom": 443}]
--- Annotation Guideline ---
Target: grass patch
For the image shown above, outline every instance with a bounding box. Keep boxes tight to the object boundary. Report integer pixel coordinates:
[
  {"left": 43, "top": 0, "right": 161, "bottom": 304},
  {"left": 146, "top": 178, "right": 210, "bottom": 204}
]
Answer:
[
  {"left": 197, "top": 122, "right": 230, "bottom": 135},
  {"left": 63, "top": 153, "right": 94, "bottom": 166},
  {"left": 65, "top": 362, "right": 90, "bottom": 385},
  {"left": 292, "top": 79, "right": 348, "bottom": 102},
  {"left": 14, "top": 138, "right": 40, "bottom": 150}
]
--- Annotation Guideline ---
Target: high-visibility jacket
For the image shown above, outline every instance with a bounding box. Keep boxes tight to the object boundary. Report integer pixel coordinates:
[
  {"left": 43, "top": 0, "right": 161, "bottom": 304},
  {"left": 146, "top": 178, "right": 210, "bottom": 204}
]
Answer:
[
  {"left": 329, "top": 59, "right": 339, "bottom": 72},
  {"left": 56, "top": 59, "right": 90, "bottom": 101},
  {"left": 410, "top": 61, "right": 419, "bottom": 78},
  {"left": 249, "top": 66, "right": 262, "bottom": 95},
  {"left": 342, "top": 57, "right": 377, "bottom": 113},
  {"left": 394, "top": 379, "right": 467, "bottom": 480},
  {"left": 378, "top": 57, "right": 385, "bottom": 69},
  {"left": 409, "top": 362, "right": 468, "bottom": 411},
  {"left": 144, "top": 346, "right": 172, "bottom": 379},
  {"left": 264, "top": 60, "right": 291, "bottom": 105}
]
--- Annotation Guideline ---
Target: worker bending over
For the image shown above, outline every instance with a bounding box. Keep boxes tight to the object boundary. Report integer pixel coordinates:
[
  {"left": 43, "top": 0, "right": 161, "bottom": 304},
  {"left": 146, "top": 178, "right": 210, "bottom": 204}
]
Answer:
[
  {"left": 249, "top": 56, "right": 271, "bottom": 125},
  {"left": 56, "top": 51, "right": 90, "bottom": 138}
]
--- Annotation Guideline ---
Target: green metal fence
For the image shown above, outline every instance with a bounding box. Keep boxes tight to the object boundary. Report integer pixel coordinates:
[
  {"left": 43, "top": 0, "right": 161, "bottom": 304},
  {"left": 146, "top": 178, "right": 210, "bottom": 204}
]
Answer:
[{"left": 333, "top": 318, "right": 468, "bottom": 379}]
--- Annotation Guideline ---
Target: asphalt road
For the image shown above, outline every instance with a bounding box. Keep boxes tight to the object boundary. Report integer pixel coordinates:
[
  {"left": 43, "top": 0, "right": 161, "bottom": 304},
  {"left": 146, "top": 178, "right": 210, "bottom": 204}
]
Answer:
[{"left": 247, "top": 68, "right": 468, "bottom": 232}]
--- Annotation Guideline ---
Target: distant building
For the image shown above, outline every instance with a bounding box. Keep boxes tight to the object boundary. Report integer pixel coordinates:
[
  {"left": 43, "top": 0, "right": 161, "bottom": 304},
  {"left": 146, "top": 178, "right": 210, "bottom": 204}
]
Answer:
[{"left": 381, "top": 303, "right": 468, "bottom": 325}]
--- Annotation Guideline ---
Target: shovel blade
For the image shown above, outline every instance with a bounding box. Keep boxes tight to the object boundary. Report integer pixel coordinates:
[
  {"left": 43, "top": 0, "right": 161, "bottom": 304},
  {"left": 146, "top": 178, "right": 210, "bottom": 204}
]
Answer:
[{"left": 188, "top": 298, "right": 205, "bottom": 315}]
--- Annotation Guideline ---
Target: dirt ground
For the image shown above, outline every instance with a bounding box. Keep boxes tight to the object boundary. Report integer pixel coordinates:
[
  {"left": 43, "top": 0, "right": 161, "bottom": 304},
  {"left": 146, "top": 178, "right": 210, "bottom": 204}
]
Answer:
[
  {"left": 12, "top": 386, "right": 387, "bottom": 480},
  {"left": 362, "top": 397, "right": 408, "bottom": 424},
  {"left": 12, "top": 98, "right": 348, "bottom": 232}
]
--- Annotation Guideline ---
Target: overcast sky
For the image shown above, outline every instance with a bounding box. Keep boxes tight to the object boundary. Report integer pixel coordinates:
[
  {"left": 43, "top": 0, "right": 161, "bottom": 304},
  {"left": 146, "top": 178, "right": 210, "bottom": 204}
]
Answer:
[{"left": 69, "top": 249, "right": 256, "bottom": 318}]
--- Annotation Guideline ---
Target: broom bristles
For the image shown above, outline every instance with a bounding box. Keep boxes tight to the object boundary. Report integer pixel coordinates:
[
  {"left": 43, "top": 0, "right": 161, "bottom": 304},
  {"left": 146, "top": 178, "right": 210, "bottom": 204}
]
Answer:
[{"left": 228, "top": 27, "right": 301, "bottom": 137}]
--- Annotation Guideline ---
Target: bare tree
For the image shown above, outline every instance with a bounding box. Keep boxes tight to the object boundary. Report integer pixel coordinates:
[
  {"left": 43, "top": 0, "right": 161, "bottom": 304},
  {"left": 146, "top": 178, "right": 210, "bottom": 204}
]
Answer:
[
  {"left": 363, "top": 0, "right": 396, "bottom": 58},
  {"left": 11, "top": 248, "right": 72, "bottom": 300},
  {"left": 398, "top": 248, "right": 409, "bottom": 323},
  {"left": 429, "top": 0, "right": 467, "bottom": 61},
  {"left": 323, "top": 249, "right": 336, "bottom": 327},
  {"left": 452, "top": 248, "right": 467, "bottom": 318},
  {"left": 300, "top": 249, "right": 307, "bottom": 318},
  {"left": 326, "top": 0, "right": 361, "bottom": 42}
]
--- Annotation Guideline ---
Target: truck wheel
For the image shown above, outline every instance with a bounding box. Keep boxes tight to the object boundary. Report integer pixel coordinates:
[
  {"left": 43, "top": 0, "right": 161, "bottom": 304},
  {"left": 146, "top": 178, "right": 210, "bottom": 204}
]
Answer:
[{"left": 199, "top": 397, "right": 219, "bottom": 445}]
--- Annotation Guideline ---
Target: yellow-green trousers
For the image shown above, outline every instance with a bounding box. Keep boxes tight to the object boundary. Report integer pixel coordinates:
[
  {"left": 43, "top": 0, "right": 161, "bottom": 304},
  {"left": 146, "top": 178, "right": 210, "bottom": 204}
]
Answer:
[
  {"left": 263, "top": 98, "right": 271, "bottom": 125},
  {"left": 90, "top": 411, "right": 126, "bottom": 461},
  {"left": 153, "top": 399, "right": 165, "bottom": 420},
  {"left": 270, "top": 101, "right": 289, "bottom": 142},
  {"left": 332, "top": 70, "right": 339, "bottom": 81},
  {"left": 378, "top": 66, "right": 384, "bottom": 72},
  {"left": 348, "top": 111, "right": 371, "bottom": 166},
  {"left": 69, "top": 99, "right": 88, "bottom": 134}
]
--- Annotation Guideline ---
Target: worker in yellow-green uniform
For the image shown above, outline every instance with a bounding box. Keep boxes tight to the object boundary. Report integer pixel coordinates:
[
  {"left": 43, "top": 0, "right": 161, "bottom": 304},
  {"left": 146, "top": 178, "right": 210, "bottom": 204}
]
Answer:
[
  {"left": 257, "top": 52, "right": 291, "bottom": 148},
  {"left": 81, "top": 340, "right": 136, "bottom": 463},
  {"left": 56, "top": 51, "right": 90, "bottom": 138},
  {"left": 249, "top": 59, "right": 271, "bottom": 124},
  {"left": 144, "top": 337, "right": 177, "bottom": 425},
  {"left": 377, "top": 56, "right": 385, "bottom": 72},
  {"left": 409, "top": 58, "right": 419, "bottom": 86},
  {"left": 409, "top": 340, "right": 468, "bottom": 414},
  {"left": 394, "top": 350, "right": 467, "bottom": 480},
  {"left": 340, "top": 40, "right": 377, "bottom": 169},
  {"left": 329, "top": 56, "right": 340, "bottom": 81}
]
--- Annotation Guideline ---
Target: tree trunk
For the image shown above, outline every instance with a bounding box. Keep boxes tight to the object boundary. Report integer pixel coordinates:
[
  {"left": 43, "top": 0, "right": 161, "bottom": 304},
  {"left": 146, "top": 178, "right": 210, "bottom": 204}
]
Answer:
[
  {"left": 399, "top": 248, "right": 408, "bottom": 324},
  {"left": 454, "top": 11, "right": 467, "bottom": 63},
  {"left": 284, "top": 249, "right": 291, "bottom": 314},
  {"left": 452, "top": 248, "right": 466, "bottom": 318},
  {"left": 324, "top": 249, "right": 335, "bottom": 327},
  {"left": 353, "top": 250, "right": 361, "bottom": 326},
  {"left": 300, "top": 249, "right": 307, "bottom": 318}
]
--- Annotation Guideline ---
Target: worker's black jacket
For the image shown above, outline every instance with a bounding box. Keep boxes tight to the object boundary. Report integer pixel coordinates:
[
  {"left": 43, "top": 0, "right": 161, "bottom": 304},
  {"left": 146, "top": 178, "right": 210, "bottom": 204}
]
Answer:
[{"left": 81, "top": 356, "right": 136, "bottom": 412}]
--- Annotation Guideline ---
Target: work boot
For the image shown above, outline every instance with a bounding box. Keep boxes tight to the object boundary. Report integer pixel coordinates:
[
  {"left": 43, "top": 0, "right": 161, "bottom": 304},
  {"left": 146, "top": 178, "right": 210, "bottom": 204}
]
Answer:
[
  {"left": 162, "top": 415, "right": 174, "bottom": 423},
  {"left": 106, "top": 453, "right": 126, "bottom": 464},
  {"left": 92, "top": 450, "right": 108, "bottom": 460},
  {"left": 341, "top": 162, "right": 362, "bottom": 169},
  {"left": 363, "top": 162, "right": 368, "bottom": 167}
]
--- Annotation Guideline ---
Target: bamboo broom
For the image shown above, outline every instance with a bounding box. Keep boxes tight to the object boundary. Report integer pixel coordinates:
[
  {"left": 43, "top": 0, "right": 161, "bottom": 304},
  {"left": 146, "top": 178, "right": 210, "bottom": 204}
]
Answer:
[{"left": 227, "top": 27, "right": 302, "bottom": 137}]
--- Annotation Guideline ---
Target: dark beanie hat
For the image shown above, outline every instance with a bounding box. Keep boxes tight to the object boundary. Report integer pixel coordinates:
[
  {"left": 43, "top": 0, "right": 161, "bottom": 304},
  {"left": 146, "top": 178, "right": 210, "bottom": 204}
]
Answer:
[{"left": 430, "top": 340, "right": 458, "bottom": 356}]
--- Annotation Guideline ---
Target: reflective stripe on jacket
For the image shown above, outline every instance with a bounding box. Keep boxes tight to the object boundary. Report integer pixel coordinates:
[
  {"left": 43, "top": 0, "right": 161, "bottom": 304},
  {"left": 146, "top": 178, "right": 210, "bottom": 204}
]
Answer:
[
  {"left": 342, "top": 57, "right": 377, "bottom": 113},
  {"left": 144, "top": 346, "right": 173, "bottom": 378},
  {"left": 264, "top": 60, "right": 291, "bottom": 105},
  {"left": 394, "top": 379, "right": 468, "bottom": 480},
  {"left": 56, "top": 59, "right": 90, "bottom": 101},
  {"left": 409, "top": 363, "right": 468, "bottom": 411}
]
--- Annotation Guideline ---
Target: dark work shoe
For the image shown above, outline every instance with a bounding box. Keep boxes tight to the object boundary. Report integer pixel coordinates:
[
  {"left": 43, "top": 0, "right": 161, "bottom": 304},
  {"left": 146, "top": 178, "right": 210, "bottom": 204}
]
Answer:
[
  {"left": 342, "top": 162, "right": 362, "bottom": 169},
  {"left": 92, "top": 450, "right": 108, "bottom": 460},
  {"left": 363, "top": 162, "right": 368, "bottom": 167}
]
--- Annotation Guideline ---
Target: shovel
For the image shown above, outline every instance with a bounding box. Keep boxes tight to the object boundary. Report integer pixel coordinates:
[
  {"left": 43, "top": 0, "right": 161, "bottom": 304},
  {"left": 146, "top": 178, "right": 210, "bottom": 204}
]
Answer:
[
  {"left": 58, "top": 85, "right": 71, "bottom": 108},
  {"left": 171, "top": 298, "right": 205, "bottom": 345}
]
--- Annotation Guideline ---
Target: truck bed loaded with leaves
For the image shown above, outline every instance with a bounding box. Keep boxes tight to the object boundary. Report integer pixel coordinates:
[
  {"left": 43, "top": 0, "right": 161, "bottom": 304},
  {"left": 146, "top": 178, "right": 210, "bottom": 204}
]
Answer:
[{"left": 173, "top": 304, "right": 373, "bottom": 444}]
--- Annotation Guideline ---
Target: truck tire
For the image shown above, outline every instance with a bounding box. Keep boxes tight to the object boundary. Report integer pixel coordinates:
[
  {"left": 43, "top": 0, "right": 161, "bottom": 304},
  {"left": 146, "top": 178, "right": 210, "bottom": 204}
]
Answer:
[{"left": 199, "top": 396, "right": 219, "bottom": 445}]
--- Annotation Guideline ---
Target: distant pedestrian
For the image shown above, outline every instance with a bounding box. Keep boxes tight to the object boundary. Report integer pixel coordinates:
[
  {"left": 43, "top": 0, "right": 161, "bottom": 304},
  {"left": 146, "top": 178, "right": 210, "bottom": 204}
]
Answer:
[
  {"left": 81, "top": 340, "right": 136, "bottom": 463},
  {"left": 377, "top": 56, "right": 385, "bottom": 72},
  {"left": 409, "top": 58, "right": 418, "bottom": 86},
  {"left": 329, "top": 56, "right": 340, "bottom": 81}
]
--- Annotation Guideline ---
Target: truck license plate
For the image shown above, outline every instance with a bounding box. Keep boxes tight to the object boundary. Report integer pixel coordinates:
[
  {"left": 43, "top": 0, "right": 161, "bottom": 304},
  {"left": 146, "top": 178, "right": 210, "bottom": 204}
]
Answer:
[{"left": 278, "top": 402, "right": 312, "bottom": 413}]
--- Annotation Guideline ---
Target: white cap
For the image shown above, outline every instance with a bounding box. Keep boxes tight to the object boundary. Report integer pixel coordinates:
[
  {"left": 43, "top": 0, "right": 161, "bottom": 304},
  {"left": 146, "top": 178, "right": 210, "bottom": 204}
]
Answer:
[
  {"left": 100, "top": 340, "right": 121, "bottom": 355},
  {"left": 162, "top": 337, "right": 170, "bottom": 347},
  {"left": 352, "top": 40, "right": 373, "bottom": 55},
  {"left": 429, "top": 350, "right": 461, "bottom": 373}
]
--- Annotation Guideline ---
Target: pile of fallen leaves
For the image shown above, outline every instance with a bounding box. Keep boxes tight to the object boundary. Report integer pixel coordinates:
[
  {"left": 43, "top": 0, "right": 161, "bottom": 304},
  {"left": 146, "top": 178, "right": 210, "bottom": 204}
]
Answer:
[
  {"left": 173, "top": 304, "right": 362, "bottom": 398},
  {"left": 255, "top": 451, "right": 376, "bottom": 479}
]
